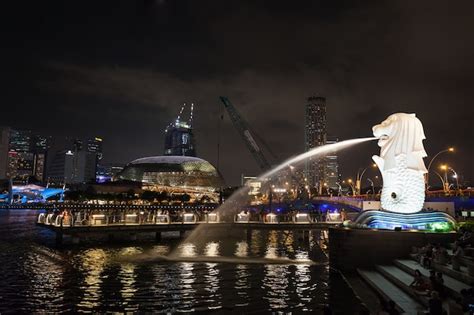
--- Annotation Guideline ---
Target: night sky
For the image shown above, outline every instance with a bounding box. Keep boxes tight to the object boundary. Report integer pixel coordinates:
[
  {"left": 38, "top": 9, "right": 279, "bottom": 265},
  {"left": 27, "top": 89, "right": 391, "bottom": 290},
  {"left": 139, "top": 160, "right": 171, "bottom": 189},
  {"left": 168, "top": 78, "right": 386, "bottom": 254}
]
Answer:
[{"left": 1, "top": 0, "right": 472, "bottom": 186}]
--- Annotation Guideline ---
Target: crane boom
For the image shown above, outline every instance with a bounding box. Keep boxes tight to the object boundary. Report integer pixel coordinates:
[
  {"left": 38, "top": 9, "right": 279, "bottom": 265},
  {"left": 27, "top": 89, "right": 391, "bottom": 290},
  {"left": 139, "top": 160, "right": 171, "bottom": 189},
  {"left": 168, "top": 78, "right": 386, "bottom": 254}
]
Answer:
[{"left": 219, "top": 96, "right": 271, "bottom": 170}]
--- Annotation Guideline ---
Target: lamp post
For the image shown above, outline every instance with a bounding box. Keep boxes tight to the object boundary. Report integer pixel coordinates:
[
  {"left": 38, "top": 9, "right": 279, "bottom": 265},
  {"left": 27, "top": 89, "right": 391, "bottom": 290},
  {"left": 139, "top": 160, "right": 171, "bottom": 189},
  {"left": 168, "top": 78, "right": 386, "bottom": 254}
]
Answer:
[
  {"left": 448, "top": 167, "right": 460, "bottom": 192},
  {"left": 432, "top": 171, "right": 446, "bottom": 192},
  {"left": 355, "top": 163, "right": 377, "bottom": 195},
  {"left": 336, "top": 183, "right": 342, "bottom": 196},
  {"left": 367, "top": 178, "right": 375, "bottom": 197},
  {"left": 344, "top": 179, "right": 356, "bottom": 196},
  {"left": 439, "top": 165, "right": 450, "bottom": 193},
  {"left": 426, "top": 147, "right": 454, "bottom": 188}
]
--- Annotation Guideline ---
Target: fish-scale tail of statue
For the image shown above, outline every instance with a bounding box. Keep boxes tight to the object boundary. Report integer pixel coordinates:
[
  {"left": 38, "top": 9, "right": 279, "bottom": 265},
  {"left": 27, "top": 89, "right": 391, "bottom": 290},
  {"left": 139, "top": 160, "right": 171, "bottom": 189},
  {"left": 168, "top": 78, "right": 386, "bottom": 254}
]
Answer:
[{"left": 378, "top": 154, "right": 425, "bottom": 214}]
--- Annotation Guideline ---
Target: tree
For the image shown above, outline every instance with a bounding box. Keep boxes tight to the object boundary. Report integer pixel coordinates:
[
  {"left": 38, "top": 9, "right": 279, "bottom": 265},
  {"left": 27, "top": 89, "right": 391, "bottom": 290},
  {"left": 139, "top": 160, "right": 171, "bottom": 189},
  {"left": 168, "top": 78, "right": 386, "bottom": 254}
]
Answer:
[
  {"left": 64, "top": 190, "right": 81, "bottom": 201},
  {"left": 141, "top": 190, "right": 155, "bottom": 201},
  {"left": 84, "top": 186, "right": 97, "bottom": 199},
  {"left": 181, "top": 193, "right": 191, "bottom": 203},
  {"left": 126, "top": 189, "right": 136, "bottom": 199},
  {"left": 200, "top": 195, "right": 211, "bottom": 203},
  {"left": 156, "top": 191, "right": 169, "bottom": 203}
]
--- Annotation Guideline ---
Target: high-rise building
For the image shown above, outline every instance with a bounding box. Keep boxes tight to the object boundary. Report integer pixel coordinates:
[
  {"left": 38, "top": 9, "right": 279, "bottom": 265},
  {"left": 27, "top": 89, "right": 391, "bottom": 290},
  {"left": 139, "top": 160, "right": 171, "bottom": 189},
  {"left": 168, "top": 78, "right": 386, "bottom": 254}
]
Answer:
[
  {"left": 87, "top": 137, "right": 103, "bottom": 160},
  {"left": 304, "top": 95, "right": 327, "bottom": 190},
  {"left": 324, "top": 137, "right": 339, "bottom": 191},
  {"left": 6, "top": 129, "right": 49, "bottom": 182},
  {"left": 0, "top": 127, "right": 10, "bottom": 179},
  {"left": 31, "top": 134, "right": 50, "bottom": 182},
  {"left": 86, "top": 137, "right": 103, "bottom": 180},
  {"left": 164, "top": 103, "right": 196, "bottom": 157},
  {"left": 45, "top": 136, "right": 100, "bottom": 184},
  {"left": 9, "top": 129, "right": 32, "bottom": 152},
  {"left": 47, "top": 149, "right": 96, "bottom": 184}
]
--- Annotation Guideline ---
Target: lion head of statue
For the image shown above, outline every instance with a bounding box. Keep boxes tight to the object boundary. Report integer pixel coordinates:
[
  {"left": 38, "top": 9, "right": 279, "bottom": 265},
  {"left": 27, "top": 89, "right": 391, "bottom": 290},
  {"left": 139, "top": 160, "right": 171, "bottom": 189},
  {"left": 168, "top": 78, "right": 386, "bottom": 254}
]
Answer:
[{"left": 372, "top": 113, "right": 427, "bottom": 173}]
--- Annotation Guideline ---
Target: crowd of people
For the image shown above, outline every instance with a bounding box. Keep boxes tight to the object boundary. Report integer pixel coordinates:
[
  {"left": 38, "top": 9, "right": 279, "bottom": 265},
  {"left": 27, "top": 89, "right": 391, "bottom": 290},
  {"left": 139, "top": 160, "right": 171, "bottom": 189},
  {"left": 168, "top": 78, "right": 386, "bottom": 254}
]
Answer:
[{"left": 405, "top": 227, "right": 474, "bottom": 314}]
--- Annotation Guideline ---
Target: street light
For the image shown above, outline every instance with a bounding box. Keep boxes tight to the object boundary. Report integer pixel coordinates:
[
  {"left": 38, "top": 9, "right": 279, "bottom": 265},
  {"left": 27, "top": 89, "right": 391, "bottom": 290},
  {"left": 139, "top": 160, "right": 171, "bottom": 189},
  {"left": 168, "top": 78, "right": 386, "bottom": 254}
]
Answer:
[
  {"left": 439, "top": 164, "right": 450, "bottom": 193},
  {"left": 433, "top": 171, "right": 446, "bottom": 192},
  {"left": 367, "top": 178, "right": 375, "bottom": 197},
  {"left": 426, "top": 147, "right": 454, "bottom": 188},
  {"left": 355, "top": 163, "right": 377, "bottom": 195},
  {"left": 344, "top": 179, "right": 356, "bottom": 196},
  {"left": 448, "top": 166, "right": 460, "bottom": 192}
]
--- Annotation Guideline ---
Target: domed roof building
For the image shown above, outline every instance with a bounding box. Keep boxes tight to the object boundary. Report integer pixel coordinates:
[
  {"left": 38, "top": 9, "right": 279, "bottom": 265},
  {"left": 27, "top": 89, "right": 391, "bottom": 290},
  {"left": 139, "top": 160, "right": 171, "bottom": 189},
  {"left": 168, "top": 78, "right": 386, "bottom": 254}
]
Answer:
[{"left": 116, "top": 156, "right": 222, "bottom": 201}]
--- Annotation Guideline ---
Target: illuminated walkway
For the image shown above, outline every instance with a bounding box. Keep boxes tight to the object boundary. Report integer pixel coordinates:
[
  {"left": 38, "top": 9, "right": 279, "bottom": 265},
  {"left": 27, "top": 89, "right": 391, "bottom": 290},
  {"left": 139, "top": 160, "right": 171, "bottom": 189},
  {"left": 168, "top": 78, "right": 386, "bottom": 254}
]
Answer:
[{"left": 36, "top": 211, "right": 339, "bottom": 244}]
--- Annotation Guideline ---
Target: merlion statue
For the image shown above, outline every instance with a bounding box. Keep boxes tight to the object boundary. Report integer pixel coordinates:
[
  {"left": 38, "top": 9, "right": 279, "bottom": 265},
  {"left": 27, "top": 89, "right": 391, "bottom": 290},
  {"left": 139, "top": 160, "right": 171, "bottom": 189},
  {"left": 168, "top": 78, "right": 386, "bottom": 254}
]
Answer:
[{"left": 372, "top": 113, "right": 427, "bottom": 214}]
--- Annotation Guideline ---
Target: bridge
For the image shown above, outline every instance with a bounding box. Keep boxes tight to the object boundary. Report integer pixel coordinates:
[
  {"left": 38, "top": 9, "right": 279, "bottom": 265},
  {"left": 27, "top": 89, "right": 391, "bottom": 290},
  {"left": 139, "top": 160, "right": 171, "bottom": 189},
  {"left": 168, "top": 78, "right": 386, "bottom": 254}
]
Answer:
[{"left": 313, "top": 196, "right": 379, "bottom": 211}]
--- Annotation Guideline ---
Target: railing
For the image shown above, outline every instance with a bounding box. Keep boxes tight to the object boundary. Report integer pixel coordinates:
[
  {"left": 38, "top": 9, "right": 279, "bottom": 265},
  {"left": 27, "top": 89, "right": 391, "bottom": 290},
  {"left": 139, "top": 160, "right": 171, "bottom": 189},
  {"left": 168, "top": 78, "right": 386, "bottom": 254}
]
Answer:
[
  {"left": 233, "top": 211, "right": 342, "bottom": 224},
  {"left": 38, "top": 209, "right": 340, "bottom": 228},
  {"left": 37, "top": 211, "right": 203, "bottom": 228}
]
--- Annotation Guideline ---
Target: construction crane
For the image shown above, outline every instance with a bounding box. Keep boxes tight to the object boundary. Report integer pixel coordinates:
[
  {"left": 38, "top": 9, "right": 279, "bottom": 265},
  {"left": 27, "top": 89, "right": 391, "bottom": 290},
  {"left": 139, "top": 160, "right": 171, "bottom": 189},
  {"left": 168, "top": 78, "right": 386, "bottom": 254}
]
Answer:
[{"left": 219, "top": 96, "right": 271, "bottom": 171}]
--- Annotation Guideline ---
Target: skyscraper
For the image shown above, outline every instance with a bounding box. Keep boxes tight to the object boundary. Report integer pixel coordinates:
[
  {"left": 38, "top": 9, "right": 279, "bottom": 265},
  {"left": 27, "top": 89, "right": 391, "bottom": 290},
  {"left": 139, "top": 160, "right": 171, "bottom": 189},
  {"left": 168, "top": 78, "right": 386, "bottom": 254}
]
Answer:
[
  {"left": 164, "top": 103, "right": 196, "bottom": 157},
  {"left": 0, "top": 127, "right": 10, "bottom": 179},
  {"left": 304, "top": 95, "right": 327, "bottom": 190},
  {"left": 7, "top": 129, "right": 35, "bottom": 181},
  {"left": 324, "top": 137, "right": 340, "bottom": 191},
  {"left": 45, "top": 136, "right": 100, "bottom": 184},
  {"left": 47, "top": 149, "right": 96, "bottom": 184},
  {"left": 86, "top": 137, "right": 103, "bottom": 180}
]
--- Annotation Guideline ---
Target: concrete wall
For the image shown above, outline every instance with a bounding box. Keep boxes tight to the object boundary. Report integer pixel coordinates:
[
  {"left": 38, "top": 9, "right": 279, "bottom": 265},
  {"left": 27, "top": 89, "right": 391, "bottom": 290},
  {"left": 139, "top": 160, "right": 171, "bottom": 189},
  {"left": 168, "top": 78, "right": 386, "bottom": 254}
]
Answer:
[{"left": 329, "top": 228, "right": 457, "bottom": 271}]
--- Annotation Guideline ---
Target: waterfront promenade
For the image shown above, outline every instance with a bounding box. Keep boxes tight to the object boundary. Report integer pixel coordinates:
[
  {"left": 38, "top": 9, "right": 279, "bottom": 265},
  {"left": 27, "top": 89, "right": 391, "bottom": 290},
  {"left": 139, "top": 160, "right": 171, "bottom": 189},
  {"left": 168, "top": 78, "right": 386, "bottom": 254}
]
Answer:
[{"left": 36, "top": 209, "right": 339, "bottom": 244}]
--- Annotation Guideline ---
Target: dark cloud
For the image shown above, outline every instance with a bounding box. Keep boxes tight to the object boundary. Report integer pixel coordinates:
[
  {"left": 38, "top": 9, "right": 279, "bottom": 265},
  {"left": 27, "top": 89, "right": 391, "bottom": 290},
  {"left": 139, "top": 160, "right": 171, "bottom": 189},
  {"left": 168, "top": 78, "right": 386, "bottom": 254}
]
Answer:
[{"left": 0, "top": 0, "right": 472, "bottom": 184}]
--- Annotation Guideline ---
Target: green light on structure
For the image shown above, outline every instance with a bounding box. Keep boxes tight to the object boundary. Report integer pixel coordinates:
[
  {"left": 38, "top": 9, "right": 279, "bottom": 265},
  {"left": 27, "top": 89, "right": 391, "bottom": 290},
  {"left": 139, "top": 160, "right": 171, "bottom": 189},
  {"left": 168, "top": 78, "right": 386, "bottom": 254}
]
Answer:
[{"left": 426, "top": 222, "right": 454, "bottom": 233}]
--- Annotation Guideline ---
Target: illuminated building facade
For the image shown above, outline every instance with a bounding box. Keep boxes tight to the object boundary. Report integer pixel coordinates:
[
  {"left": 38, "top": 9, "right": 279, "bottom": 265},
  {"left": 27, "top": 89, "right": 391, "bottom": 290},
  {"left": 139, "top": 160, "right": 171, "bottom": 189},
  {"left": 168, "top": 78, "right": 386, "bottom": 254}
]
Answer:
[
  {"left": 324, "top": 137, "right": 339, "bottom": 191},
  {"left": 117, "top": 156, "right": 221, "bottom": 202},
  {"left": 47, "top": 150, "right": 96, "bottom": 184},
  {"left": 46, "top": 136, "right": 102, "bottom": 184},
  {"left": 86, "top": 137, "right": 103, "bottom": 180},
  {"left": 0, "top": 127, "right": 9, "bottom": 179},
  {"left": 304, "top": 95, "right": 327, "bottom": 189},
  {"left": 96, "top": 163, "right": 124, "bottom": 183},
  {"left": 6, "top": 129, "right": 50, "bottom": 183},
  {"left": 164, "top": 103, "right": 196, "bottom": 157}
]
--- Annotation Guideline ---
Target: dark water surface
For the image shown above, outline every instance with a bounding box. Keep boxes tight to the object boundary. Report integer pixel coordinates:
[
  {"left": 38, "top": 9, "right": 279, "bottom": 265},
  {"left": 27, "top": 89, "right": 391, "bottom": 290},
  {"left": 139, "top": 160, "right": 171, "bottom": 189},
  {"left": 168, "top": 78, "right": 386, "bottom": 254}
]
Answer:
[{"left": 0, "top": 209, "right": 359, "bottom": 313}]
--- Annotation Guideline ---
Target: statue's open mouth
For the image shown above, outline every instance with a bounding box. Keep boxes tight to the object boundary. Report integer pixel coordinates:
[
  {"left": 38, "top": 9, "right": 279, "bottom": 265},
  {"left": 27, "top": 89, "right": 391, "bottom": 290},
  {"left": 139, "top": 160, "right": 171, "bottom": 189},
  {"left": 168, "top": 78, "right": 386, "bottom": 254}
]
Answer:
[{"left": 377, "top": 134, "right": 389, "bottom": 146}]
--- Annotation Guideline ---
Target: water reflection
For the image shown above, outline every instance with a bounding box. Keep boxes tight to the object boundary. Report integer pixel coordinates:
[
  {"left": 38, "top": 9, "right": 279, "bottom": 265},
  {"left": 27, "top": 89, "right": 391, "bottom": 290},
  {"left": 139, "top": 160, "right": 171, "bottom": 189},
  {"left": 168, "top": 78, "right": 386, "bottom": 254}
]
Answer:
[
  {"left": 234, "top": 241, "right": 248, "bottom": 257},
  {"left": 263, "top": 264, "right": 290, "bottom": 309},
  {"left": 177, "top": 243, "right": 197, "bottom": 257},
  {"left": 294, "top": 251, "right": 314, "bottom": 310},
  {"left": 178, "top": 262, "right": 196, "bottom": 312},
  {"left": 0, "top": 210, "right": 360, "bottom": 313},
  {"left": 204, "top": 241, "right": 220, "bottom": 257},
  {"left": 23, "top": 246, "right": 65, "bottom": 312},
  {"left": 77, "top": 248, "right": 108, "bottom": 309},
  {"left": 119, "top": 262, "right": 138, "bottom": 311},
  {"left": 152, "top": 244, "right": 170, "bottom": 256},
  {"left": 234, "top": 263, "right": 250, "bottom": 308},
  {"left": 204, "top": 263, "right": 222, "bottom": 309}
]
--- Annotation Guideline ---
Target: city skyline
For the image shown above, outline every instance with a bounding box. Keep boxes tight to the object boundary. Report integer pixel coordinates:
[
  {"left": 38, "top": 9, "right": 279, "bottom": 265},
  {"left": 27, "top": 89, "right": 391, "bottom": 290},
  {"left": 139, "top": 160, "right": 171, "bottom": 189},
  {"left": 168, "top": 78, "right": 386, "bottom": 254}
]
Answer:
[{"left": 0, "top": 0, "right": 472, "bottom": 185}]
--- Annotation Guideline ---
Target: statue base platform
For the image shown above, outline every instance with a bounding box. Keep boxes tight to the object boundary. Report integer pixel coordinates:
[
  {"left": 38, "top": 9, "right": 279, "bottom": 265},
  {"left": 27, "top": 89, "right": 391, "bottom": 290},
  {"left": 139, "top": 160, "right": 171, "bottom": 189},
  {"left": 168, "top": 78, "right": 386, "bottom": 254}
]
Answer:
[{"left": 354, "top": 210, "right": 456, "bottom": 231}]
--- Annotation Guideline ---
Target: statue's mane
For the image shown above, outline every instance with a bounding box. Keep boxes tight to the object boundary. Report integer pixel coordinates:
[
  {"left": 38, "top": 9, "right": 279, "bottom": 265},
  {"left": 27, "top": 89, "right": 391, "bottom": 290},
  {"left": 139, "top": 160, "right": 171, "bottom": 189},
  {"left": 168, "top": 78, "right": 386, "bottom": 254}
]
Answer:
[{"left": 380, "top": 113, "right": 427, "bottom": 173}]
